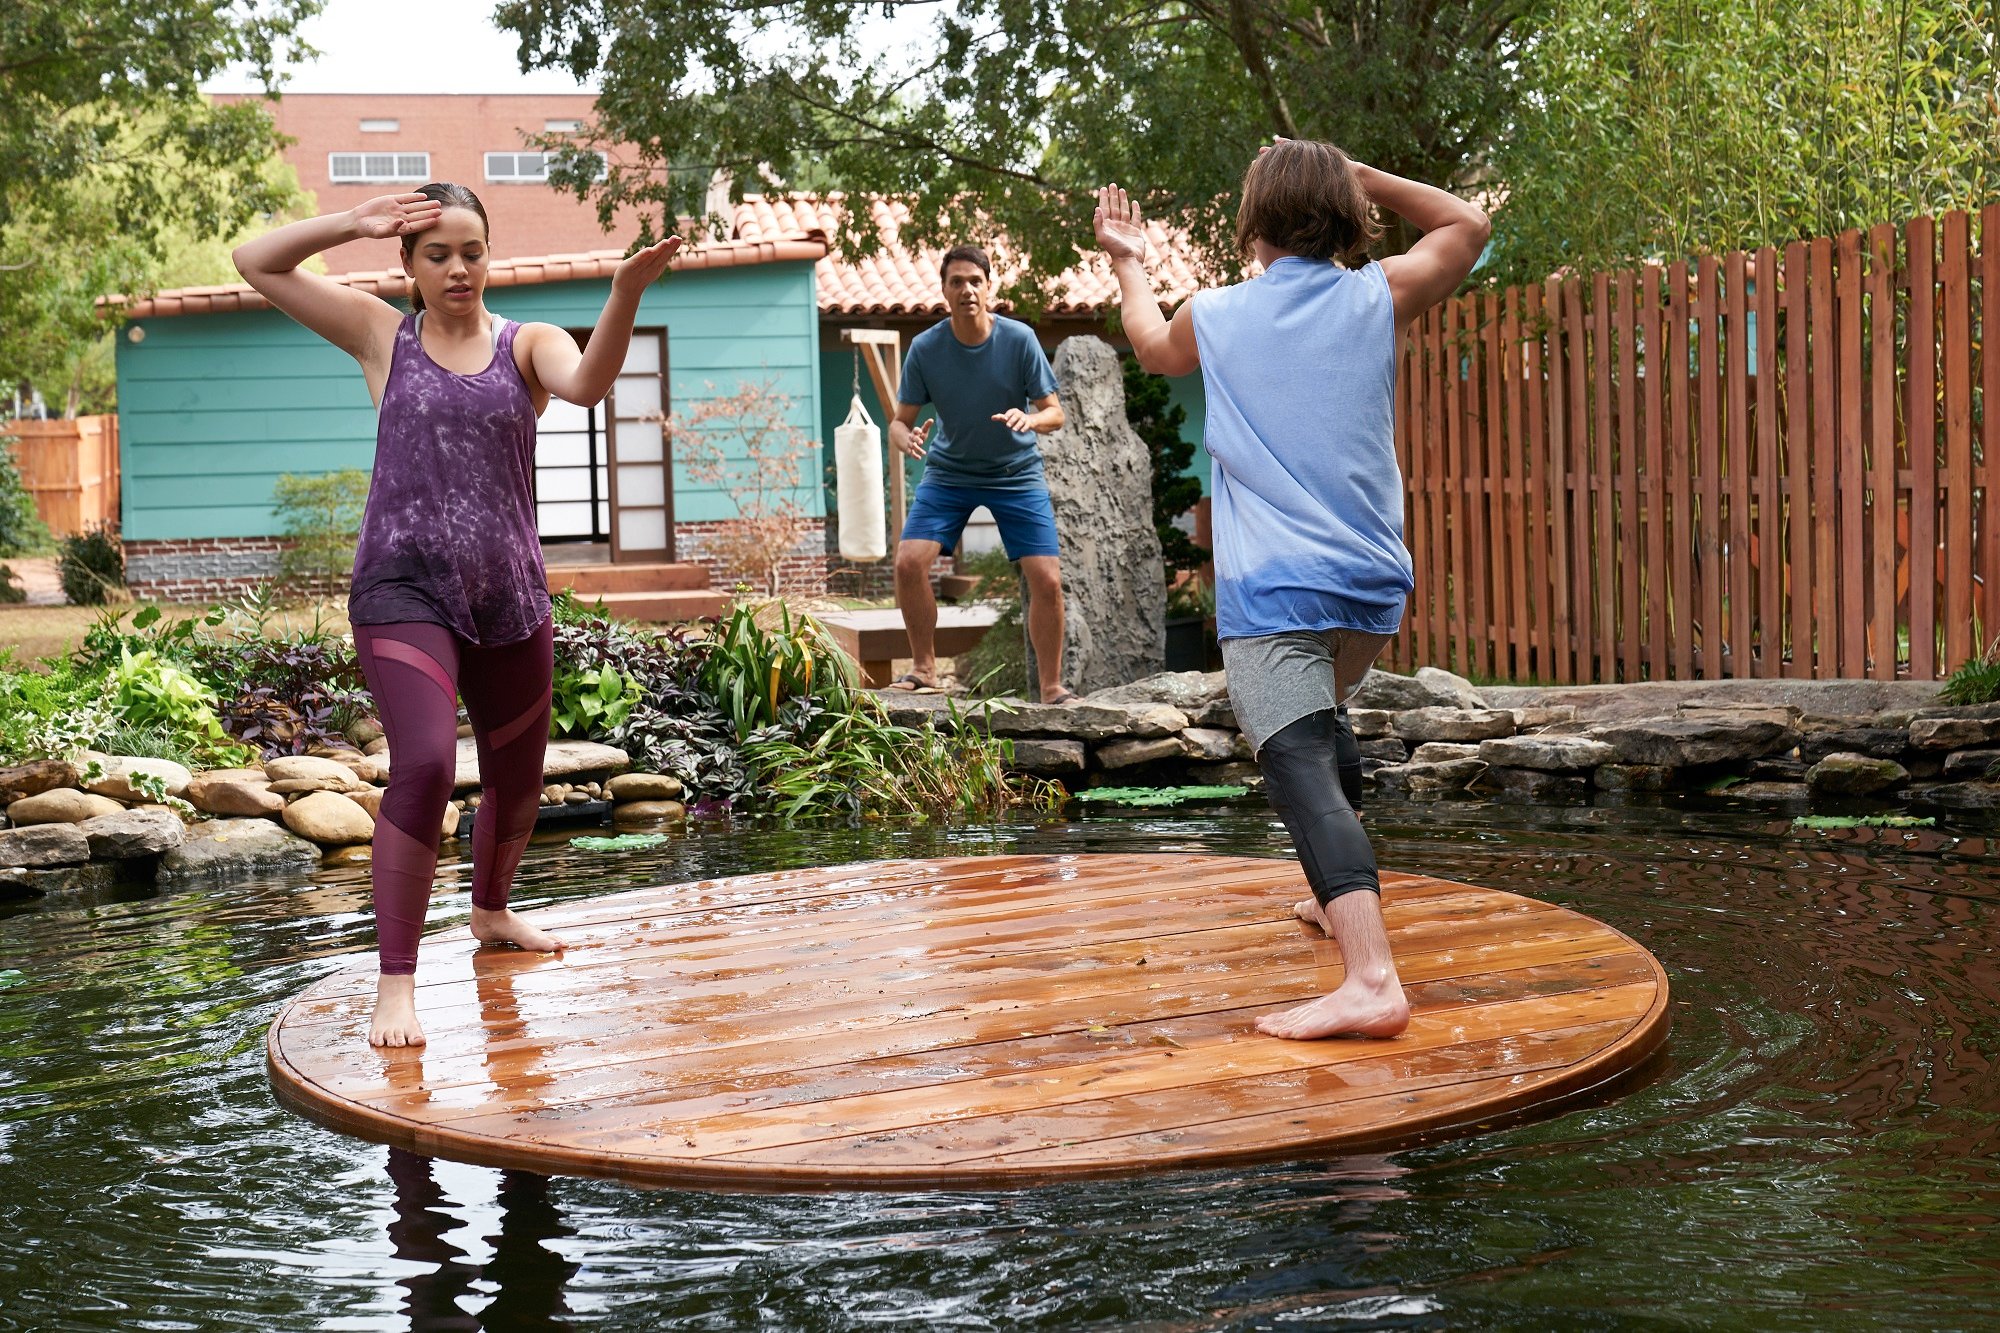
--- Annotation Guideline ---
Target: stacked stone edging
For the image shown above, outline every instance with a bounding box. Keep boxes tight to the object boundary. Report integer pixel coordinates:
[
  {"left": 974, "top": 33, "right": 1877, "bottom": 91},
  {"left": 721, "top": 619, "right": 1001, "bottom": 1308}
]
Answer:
[{"left": 893, "top": 670, "right": 2000, "bottom": 814}]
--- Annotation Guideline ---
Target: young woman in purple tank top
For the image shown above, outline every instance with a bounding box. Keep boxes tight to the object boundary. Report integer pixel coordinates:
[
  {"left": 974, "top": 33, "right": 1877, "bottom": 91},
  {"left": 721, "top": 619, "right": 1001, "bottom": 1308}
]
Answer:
[{"left": 234, "top": 184, "right": 680, "bottom": 1047}]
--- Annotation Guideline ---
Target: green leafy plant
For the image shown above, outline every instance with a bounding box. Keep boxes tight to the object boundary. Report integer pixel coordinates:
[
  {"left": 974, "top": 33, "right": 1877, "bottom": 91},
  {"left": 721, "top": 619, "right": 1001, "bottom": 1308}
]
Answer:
[
  {"left": 57, "top": 522, "right": 124, "bottom": 605},
  {"left": 272, "top": 469, "right": 369, "bottom": 595},
  {"left": 1074, "top": 785, "right": 1250, "bottom": 807},
  {"left": 551, "top": 663, "right": 646, "bottom": 739},
  {"left": 0, "top": 441, "right": 49, "bottom": 556},
  {"left": 88, "top": 719, "right": 203, "bottom": 769},
  {"left": 109, "top": 643, "right": 249, "bottom": 764},
  {"left": 0, "top": 656, "right": 116, "bottom": 762},
  {"left": 1940, "top": 637, "right": 2000, "bottom": 706}
]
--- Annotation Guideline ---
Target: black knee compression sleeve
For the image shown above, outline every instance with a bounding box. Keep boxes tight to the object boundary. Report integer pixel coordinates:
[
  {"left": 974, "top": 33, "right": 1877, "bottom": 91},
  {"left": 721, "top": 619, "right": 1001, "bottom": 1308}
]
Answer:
[
  {"left": 1260, "top": 709, "right": 1380, "bottom": 906},
  {"left": 1333, "top": 704, "right": 1363, "bottom": 808}
]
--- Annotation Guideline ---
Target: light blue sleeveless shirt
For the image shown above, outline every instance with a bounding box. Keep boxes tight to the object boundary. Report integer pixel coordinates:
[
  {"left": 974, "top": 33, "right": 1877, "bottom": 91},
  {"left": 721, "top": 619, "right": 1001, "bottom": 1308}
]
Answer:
[{"left": 1190, "top": 257, "right": 1413, "bottom": 640}]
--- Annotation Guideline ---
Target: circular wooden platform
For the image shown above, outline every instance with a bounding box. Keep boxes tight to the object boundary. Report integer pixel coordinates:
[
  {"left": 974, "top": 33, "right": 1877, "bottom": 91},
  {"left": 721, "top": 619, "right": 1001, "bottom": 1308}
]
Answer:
[{"left": 267, "top": 854, "right": 1670, "bottom": 1189}]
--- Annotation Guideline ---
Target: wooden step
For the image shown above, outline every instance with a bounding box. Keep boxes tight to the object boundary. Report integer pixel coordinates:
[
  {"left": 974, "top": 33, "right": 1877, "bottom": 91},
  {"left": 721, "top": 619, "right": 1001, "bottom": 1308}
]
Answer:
[
  {"left": 592, "top": 589, "right": 732, "bottom": 623},
  {"left": 547, "top": 562, "right": 713, "bottom": 596}
]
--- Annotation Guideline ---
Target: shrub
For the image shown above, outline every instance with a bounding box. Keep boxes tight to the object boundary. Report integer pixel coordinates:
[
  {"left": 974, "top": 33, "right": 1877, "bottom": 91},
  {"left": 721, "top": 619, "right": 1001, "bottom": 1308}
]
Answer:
[
  {"left": 58, "top": 523, "right": 125, "bottom": 605},
  {"left": 0, "top": 564, "right": 24, "bottom": 604},
  {"left": 0, "top": 657, "right": 117, "bottom": 763},
  {"left": 272, "top": 469, "right": 369, "bottom": 595},
  {"left": 1942, "top": 638, "right": 2000, "bottom": 707},
  {"left": 108, "top": 643, "right": 249, "bottom": 764},
  {"left": 664, "top": 380, "right": 823, "bottom": 596},
  {"left": 0, "top": 442, "right": 49, "bottom": 557}
]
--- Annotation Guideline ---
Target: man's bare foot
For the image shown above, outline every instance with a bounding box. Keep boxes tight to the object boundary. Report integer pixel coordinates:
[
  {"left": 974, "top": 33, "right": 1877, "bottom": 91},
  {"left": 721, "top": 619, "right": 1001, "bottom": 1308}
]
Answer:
[
  {"left": 1292, "top": 897, "right": 1330, "bottom": 932},
  {"left": 1255, "top": 969, "right": 1411, "bottom": 1041},
  {"left": 370, "top": 973, "right": 426, "bottom": 1048},
  {"left": 470, "top": 906, "right": 567, "bottom": 955}
]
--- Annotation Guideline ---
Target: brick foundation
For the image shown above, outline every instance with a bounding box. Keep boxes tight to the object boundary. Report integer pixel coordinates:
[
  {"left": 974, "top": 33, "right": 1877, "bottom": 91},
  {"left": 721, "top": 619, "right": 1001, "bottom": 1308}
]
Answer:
[{"left": 124, "top": 536, "right": 289, "bottom": 602}]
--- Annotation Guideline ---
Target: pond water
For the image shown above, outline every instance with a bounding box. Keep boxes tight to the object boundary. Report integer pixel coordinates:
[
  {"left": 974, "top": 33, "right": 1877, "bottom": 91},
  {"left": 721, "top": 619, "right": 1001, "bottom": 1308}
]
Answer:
[{"left": 2, "top": 793, "right": 1996, "bottom": 1331}]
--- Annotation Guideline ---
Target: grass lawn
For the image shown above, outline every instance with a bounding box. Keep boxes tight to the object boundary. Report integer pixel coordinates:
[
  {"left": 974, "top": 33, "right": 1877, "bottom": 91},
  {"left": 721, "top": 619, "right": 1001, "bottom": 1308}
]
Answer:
[{"left": 0, "top": 602, "right": 354, "bottom": 667}]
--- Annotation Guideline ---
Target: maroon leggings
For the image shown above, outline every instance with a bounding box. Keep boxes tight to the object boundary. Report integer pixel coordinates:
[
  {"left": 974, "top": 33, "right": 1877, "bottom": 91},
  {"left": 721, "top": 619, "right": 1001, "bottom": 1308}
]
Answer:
[{"left": 353, "top": 618, "right": 553, "bottom": 975}]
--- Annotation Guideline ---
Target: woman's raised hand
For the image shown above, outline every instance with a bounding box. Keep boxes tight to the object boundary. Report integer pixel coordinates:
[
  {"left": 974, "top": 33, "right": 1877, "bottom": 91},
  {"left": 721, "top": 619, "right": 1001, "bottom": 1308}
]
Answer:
[
  {"left": 612, "top": 236, "right": 684, "bottom": 297},
  {"left": 1093, "top": 185, "right": 1149, "bottom": 263},
  {"left": 349, "top": 193, "right": 444, "bottom": 240}
]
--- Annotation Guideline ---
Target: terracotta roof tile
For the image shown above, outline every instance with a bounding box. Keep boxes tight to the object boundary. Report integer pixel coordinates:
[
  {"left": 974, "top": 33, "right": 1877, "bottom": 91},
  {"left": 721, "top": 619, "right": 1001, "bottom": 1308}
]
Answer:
[
  {"left": 105, "top": 234, "right": 831, "bottom": 319},
  {"left": 733, "top": 194, "right": 1210, "bottom": 317}
]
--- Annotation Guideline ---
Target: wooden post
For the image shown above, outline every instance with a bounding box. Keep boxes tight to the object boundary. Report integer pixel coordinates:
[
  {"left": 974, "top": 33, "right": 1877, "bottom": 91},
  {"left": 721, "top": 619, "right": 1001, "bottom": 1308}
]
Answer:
[{"left": 840, "top": 328, "right": 907, "bottom": 544}]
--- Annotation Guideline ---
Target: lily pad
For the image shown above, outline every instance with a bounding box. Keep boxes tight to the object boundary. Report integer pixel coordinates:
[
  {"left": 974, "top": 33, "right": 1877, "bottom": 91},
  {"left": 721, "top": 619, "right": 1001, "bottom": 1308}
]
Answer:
[
  {"left": 1073, "top": 785, "right": 1249, "bottom": 807},
  {"left": 0, "top": 970, "right": 24, "bottom": 990},
  {"left": 571, "top": 833, "right": 671, "bottom": 852},
  {"left": 1791, "top": 814, "right": 1935, "bottom": 831}
]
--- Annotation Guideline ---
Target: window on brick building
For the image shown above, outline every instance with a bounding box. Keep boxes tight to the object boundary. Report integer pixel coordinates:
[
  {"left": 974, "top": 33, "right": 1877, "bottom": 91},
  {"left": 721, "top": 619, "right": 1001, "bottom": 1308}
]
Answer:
[
  {"left": 359, "top": 118, "right": 400, "bottom": 133},
  {"left": 485, "top": 151, "right": 606, "bottom": 183},
  {"left": 328, "top": 152, "right": 431, "bottom": 183},
  {"left": 544, "top": 119, "right": 582, "bottom": 133}
]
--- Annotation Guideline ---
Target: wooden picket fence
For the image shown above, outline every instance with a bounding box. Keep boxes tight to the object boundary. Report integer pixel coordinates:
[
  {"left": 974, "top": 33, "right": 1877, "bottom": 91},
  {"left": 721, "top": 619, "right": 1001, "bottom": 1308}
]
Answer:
[{"left": 1383, "top": 204, "right": 1997, "bottom": 683}]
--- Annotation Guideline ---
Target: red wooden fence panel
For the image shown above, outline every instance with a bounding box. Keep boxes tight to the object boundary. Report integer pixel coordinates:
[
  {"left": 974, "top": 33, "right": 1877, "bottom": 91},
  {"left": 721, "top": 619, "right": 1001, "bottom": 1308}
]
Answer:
[
  {"left": 1754, "top": 247, "right": 1781, "bottom": 676},
  {"left": 1908, "top": 217, "right": 1939, "bottom": 678},
  {"left": 1942, "top": 211, "right": 1975, "bottom": 671}
]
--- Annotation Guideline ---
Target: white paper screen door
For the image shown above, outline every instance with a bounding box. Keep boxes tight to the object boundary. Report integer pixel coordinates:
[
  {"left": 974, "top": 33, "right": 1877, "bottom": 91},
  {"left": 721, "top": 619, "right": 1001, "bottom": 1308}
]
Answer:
[{"left": 606, "top": 330, "right": 670, "bottom": 562}]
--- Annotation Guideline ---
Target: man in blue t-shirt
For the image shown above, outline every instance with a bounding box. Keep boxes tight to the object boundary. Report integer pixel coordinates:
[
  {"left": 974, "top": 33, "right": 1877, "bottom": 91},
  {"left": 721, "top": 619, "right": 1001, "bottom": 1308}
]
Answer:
[{"left": 889, "top": 244, "right": 1074, "bottom": 703}]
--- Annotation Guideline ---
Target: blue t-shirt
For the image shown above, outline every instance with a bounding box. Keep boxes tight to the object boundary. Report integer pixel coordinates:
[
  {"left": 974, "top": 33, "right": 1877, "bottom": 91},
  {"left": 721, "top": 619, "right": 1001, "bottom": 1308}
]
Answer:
[
  {"left": 898, "top": 315, "right": 1060, "bottom": 491},
  {"left": 1190, "top": 258, "right": 1414, "bottom": 640}
]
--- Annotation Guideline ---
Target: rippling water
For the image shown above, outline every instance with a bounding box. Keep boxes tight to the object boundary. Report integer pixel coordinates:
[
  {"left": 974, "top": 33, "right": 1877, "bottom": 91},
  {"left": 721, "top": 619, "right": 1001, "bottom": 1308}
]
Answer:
[{"left": 2, "top": 793, "right": 1996, "bottom": 1331}]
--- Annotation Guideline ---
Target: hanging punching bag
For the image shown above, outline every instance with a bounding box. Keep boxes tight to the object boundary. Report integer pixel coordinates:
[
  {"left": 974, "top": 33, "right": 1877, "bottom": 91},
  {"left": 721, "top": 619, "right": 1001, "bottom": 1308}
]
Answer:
[{"left": 835, "top": 394, "right": 887, "bottom": 561}]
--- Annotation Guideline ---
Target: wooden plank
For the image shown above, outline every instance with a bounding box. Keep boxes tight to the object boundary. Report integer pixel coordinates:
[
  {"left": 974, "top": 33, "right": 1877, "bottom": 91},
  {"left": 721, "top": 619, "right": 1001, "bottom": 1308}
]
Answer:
[
  {"left": 1642, "top": 266, "right": 1669, "bottom": 677},
  {"left": 1836, "top": 230, "right": 1868, "bottom": 677},
  {"left": 1985, "top": 204, "right": 2000, "bottom": 654},
  {"left": 1908, "top": 217, "right": 1939, "bottom": 678},
  {"left": 1425, "top": 309, "right": 1449, "bottom": 666},
  {"left": 1725, "top": 251, "right": 1753, "bottom": 676},
  {"left": 1504, "top": 288, "right": 1532, "bottom": 676},
  {"left": 1754, "top": 248, "right": 1782, "bottom": 676},
  {"left": 266, "top": 858, "right": 1670, "bottom": 1186},
  {"left": 1484, "top": 292, "right": 1510, "bottom": 679},
  {"left": 1668, "top": 261, "right": 1694, "bottom": 678},
  {"left": 1942, "top": 210, "right": 1976, "bottom": 671},
  {"left": 1810, "top": 238, "right": 1839, "bottom": 679},
  {"left": 1526, "top": 283, "right": 1554, "bottom": 680},
  {"left": 1464, "top": 296, "right": 1492, "bottom": 678},
  {"left": 1445, "top": 304, "right": 1471, "bottom": 671},
  {"left": 1395, "top": 327, "right": 1416, "bottom": 667},
  {"left": 1868, "top": 225, "right": 1900, "bottom": 679},
  {"left": 1565, "top": 278, "right": 1594, "bottom": 678},
  {"left": 1617, "top": 270, "right": 1641, "bottom": 681},
  {"left": 1546, "top": 278, "right": 1575, "bottom": 683},
  {"left": 1695, "top": 256, "right": 1724, "bottom": 677},
  {"left": 1783, "top": 242, "right": 1813, "bottom": 677},
  {"left": 1592, "top": 273, "right": 1618, "bottom": 678}
]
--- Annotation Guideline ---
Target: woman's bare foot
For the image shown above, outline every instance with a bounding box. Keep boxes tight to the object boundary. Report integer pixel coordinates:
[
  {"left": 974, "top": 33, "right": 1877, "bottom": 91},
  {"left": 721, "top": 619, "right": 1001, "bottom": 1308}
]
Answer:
[
  {"left": 370, "top": 973, "right": 426, "bottom": 1048},
  {"left": 470, "top": 905, "right": 567, "bottom": 956},
  {"left": 1255, "top": 968, "right": 1411, "bottom": 1041}
]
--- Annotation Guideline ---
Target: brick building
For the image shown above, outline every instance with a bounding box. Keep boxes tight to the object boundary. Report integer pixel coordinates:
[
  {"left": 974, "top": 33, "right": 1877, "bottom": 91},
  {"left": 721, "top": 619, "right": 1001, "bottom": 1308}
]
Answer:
[{"left": 216, "top": 93, "right": 644, "bottom": 271}]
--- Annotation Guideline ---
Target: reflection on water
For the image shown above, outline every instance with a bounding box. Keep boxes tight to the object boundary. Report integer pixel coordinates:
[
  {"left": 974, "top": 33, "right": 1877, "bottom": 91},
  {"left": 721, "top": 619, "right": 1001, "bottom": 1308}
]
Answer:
[{"left": 1, "top": 794, "right": 1997, "bottom": 1329}]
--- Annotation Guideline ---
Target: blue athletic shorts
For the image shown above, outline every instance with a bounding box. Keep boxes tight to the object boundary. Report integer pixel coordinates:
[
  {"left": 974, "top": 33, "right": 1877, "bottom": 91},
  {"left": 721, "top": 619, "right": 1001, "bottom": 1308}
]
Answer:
[{"left": 900, "top": 479, "right": 1060, "bottom": 559}]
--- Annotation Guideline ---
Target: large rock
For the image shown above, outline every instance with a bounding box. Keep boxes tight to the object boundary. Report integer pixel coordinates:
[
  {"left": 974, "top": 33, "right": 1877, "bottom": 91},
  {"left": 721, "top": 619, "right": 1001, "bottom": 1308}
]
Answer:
[
  {"left": 1351, "top": 670, "right": 1465, "bottom": 712},
  {"left": 1087, "top": 671, "right": 1227, "bottom": 712},
  {"left": 1589, "top": 712, "right": 1798, "bottom": 767},
  {"left": 606, "top": 772, "right": 684, "bottom": 801},
  {"left": 158, "top": 818, "right": 320, "bottom": 881},
  {"left": 282, "top": 791, "right": 376, "bottom": 846},
  {"left": 986, "top": 701, "right": 1189, "bottom": 742},
  {"left": 1942, "top": 749, "right": 2000, "bottom": 780},
  {"left": 1799, "top": 726, "right": 1911, "bottom": 764},
  {"left": 1097, "top": 735, "right": 1197, "bottom": 769},
  {"left": 1392, "top": 708, "right": 1517, "bottom": 744},
  {"left": 0, "top": 824, "right": 91, "bottom": 868},
  {"left": 1409, "top": 742, "right": 1482, "bottom": 765},
  {"left": 1414, "top": 666, "right": 1484, "bottom": 709},
  {"left": 1905, "top": 782, "right": 2000, "bottom": 811},
  {"left": 1595, "top": 764, "right": 1676, "bottom": 792},
  {"left": 1347, "top": 708, "right": 1394, "bottom": 739},
  {"left": 1006, "top": 738, "right": 1087, "bottom": 775},
  {"left": 1359, "top": 738, "right": 1408, "bottom": 762},
  {"left": 346, "top": 717, "right": 386, "bottom": 748},
  {"left": 1180, "top": 727, "right": 1245, "bottom": 762},
  {"left": 186, "top": 768, "right": 286, "bottom": 817},
  {"left": 462, "top": 738, "right": 630, "bottom": 789},
  {"left": 1190, "top": 698, "right": 1237, "bottom": 729},
  {"left": 1374, "top": 757, "right": 1486, "bottom": 791},
  {"left": 0, "top": 863, "right": 119, "bottom": 897},
  {"left": 7, "top": 788, "right": 125, "bottom": 825},
  {"left": 0, "top": 759, "right": 78, "bottom": 804},
  {"left": 1476, "top": 767, "right": 1588, "bottom": 799},
  {"left": 264, "top": 754, "right": 370, "bottom": 794},
  {"left": 1806, "top": 752, "right": 1908, "bottom": 797},
  {"left": 612, "top": 799, "right": 687, "bottom": 825},
  {"left": 1478, "top": 735, "right": 1617, "bottom": 772},
  {"left": 1481, "top": 678, "right": 1943, "bottom": 724},
  {"left": 1909, "top": 717, "right": 2000, "bottom": 750},
  {"left": 77, "top": 807, "right": 186, "bottom": 859},
  {"left": 80, "top": 754, "right": 192, "bottom": 801},
  {"left": 1723, "top": 781, "right": 1811, "bottom": 804},
  {"left": 1025, "top": 335, "right": 1165, "bottom": 694}
]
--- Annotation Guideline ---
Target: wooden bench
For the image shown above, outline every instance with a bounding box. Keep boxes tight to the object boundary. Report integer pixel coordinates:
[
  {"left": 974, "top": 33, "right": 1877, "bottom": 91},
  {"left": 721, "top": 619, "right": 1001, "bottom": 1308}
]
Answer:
[{"left": 817, "top": 605, "right": 1002, "bottom": 687}]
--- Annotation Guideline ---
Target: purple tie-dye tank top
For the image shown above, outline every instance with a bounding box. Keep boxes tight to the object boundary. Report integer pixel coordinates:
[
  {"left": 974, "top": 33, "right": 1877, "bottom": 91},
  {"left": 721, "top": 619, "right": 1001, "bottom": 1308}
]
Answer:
[{"left": 348, "top": 314, "right": 552, "bottom": 646}]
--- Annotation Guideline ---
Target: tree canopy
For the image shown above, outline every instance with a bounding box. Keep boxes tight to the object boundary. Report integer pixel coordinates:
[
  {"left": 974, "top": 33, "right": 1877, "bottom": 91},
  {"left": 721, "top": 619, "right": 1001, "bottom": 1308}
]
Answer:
[
  {"left": 1, "top": 0, "right": 318, "bottom": 412},
  {"left": 497, "top": 0, "right": 1533, "bottom": 297}
]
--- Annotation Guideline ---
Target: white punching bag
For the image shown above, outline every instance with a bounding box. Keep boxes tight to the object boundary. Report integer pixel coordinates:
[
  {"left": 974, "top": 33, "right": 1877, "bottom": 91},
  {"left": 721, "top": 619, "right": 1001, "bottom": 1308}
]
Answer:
[{"left": 834, "top": 394, "right": 887, "bottom": 561}]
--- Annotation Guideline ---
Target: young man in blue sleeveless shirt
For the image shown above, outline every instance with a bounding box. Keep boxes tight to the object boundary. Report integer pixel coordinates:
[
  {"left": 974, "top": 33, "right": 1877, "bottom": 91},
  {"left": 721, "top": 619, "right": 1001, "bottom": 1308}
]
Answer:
[
  {"left": 888, "top": 245, "right": 1074, "bottom": 703},
  {"left": 1096, "top": 141, "right": 1489, "bottom": 1041}
]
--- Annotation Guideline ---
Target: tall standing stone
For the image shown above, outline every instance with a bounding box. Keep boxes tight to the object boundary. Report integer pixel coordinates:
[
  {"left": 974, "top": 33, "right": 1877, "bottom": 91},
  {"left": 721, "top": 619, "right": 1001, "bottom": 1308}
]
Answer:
[{"left": 1024, "top": 336, "right": 1165, "bottom": 695}]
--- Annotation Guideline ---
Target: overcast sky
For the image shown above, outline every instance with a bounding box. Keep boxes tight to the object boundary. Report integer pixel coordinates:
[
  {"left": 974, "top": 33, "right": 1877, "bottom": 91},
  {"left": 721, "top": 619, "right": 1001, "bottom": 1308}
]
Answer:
[{"left": 205, "top": 0, "right": 597, "bottom": 95}]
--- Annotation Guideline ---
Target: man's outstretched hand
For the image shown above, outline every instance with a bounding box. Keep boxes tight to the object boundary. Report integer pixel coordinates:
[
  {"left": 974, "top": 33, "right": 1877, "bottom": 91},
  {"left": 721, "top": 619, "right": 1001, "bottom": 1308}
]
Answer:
[
  {"left": 895, "top": 418, "right": 931, "bottom": 460},
  {"left": 991, "top": 408, "right": 1034, "bottom": 432},
  {"left": 1093, "top": 184, "right": 1149, "bottom": 263}
]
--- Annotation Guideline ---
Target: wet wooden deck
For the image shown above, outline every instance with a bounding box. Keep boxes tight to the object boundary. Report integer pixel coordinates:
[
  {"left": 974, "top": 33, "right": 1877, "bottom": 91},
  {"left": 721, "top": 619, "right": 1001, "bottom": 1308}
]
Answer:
[{"left": 267, "top": 854, "right": 1670, "bottom": 1189}]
